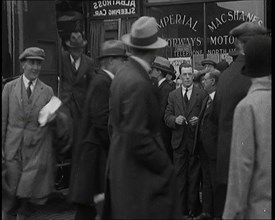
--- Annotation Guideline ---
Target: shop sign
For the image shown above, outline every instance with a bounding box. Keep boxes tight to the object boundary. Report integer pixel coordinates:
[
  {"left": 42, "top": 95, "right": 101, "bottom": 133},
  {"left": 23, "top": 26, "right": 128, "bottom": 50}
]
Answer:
[
  {"left": 151, "top": 1, "right": 265, "bottom": 58},
  {"left": 90, "top": 0, "right": 139, "bottom": 19}
]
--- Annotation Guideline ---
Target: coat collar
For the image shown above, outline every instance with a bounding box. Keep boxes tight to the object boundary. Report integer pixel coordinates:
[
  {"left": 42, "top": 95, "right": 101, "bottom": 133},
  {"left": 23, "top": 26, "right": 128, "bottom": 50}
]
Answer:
[
  {"left": 249, "top": 76, "right": 271, "bottom": 94},
  {"left": 128, "top": 57, "right": 151, "bottom": 82}
]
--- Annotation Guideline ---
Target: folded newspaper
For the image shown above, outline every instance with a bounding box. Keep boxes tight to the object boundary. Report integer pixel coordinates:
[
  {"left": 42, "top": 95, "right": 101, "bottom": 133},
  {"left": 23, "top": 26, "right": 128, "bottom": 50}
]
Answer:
[{"left": 38, "top": 96, "right": 62, "bottom": 127}]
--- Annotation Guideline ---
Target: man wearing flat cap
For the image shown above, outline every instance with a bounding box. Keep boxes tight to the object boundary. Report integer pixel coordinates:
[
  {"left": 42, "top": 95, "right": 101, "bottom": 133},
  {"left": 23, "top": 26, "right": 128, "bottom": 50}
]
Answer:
[
  {"left": 2, "top": 47, "right": 69, "bottom": 220},
  {"left": 103, "top": 16, "right": 181, "bottom": 219},
  {"left": 223, "top": 35, "right": 271, "bottom": 220},
  {"left": 150, "top": 56, "right": 175, "bottom": 161},
  {"left": 59, "top": 31, "right": 95, "bottom": 159},
  {"left": 68, "top": 40, "right": 128, "bottom": 220},
  {"left": 201, "top": 59, "right": 217, "bottom": 72},
  {"left": 209, "top": 22, "right": 267, "bottom": 219}
]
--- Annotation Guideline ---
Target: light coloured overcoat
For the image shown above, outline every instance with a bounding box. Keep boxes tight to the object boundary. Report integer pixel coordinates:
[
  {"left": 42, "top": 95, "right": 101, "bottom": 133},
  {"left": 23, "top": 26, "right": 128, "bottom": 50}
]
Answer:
[
  {"left": 2, "top": 76, "right": 55, "bottom": 205},
  {"left": 223, "top": 77, "right": 271, "bottom": 219}
]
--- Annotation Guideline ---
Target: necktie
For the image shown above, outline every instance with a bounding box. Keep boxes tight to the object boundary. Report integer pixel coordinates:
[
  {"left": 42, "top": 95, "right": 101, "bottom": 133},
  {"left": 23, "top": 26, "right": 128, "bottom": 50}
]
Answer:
[
  {"left": 72, "top": 60, "right": 77, "bottom": 71},
  {"left": 206, "top": 95, "right": 212, "bottom": 109},
  {"left": 27, "top": 81, "right": 32, "bottom": 98},
  {"left": 184, "top": 88, "right": 189, "bottom": 105}
]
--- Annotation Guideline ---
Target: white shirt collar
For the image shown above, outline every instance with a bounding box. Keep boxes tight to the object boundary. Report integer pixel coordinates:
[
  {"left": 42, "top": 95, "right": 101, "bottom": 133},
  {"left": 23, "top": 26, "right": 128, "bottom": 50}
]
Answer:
[
  {"left": 70, "top": 54, "right": 81, "bottom": 70},
  {"left": 181, "top": 84, "right": 193, "bottom": 92},
  {"left": 102, "top": 68, "right": 115, "bottom": 80},
  {"left": 158, "top": 78, "right": 166, "bottom": 87},
  {"left": 131, "top": 56, "right": 151, "bottom": 73},
  {"left": 22, "top": 74, "right": 37, "bottom": 91},
  {"left": 209, "top": 91, "right": 216, "bottom": 100}
]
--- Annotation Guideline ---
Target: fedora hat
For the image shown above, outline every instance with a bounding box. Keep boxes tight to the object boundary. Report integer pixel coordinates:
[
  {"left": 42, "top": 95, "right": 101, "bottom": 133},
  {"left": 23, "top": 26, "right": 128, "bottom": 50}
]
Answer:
[
  {"left": 242, "top": 35, "right": 271, "bottom": 78},
  {"left": 152, "top": 56, "right": 173, "bottom": 74},
  {"left": 201, "top": 59, "right": 217, "bottom": 67},
  {"left": 98, "top": 40, "right": 128, "bottom": 60},
  {"left": 121, "top": 16, "right": 167, "bottom": 49},
  {"left": 19, "top": 47, "right": 45, "bottom": 61},
  {"left": 66, "top": 32, "right": 87, "bottom": 48},
  {"left": 229, "top": 22, "right": 267, "bottom": 38}
]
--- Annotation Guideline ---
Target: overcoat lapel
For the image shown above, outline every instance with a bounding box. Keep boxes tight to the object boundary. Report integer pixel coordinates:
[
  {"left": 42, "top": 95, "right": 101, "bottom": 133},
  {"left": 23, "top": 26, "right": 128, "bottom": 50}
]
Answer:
[
  {"left": 31, "top": 79, "right": 44, "bottom": 105},
  {"left": 14, "top": 76, "right": 23, "bottom": 109},
  {"left": 76, "top": 54, "right": 87, "bottom": 82}
]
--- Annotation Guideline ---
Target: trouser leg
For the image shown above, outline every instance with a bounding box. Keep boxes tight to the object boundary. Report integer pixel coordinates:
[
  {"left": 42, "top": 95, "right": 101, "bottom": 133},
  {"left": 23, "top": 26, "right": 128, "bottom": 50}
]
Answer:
[{"left": 74, "top": 203, "right": 97, "bottom": 220}]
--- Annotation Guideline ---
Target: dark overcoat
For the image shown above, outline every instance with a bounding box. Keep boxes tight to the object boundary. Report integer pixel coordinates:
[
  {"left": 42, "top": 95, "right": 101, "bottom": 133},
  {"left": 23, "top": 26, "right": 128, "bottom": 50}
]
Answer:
[
  {"left": 210, "top": 54, "right": 251, "bottom": 184},
  {"left": 158, "top": 79, "right": 174, "bottom": 160},
  {"left": 68, "top": 69, "right": 111, "bottom": 205},
  {"left": 193, "top": 95, "right": 217, "bottom": 158},
  {"left": 103, "top": 58, "right": 181, "bottom": 219},
  {"left": 59, "top": 51, "right": 95, "bottom": 117}
]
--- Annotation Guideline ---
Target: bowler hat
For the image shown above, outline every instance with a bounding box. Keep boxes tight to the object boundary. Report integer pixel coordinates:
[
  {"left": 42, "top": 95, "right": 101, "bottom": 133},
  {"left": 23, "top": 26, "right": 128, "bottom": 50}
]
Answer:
[
  {"left": 19, "top": 47, "right": 45, "bottom": 61},
  {"left": 229, "top": 22, "right": 267, "bottom": 38},
  {"left": 242, "top": 35, "right": 271, "bottom": 78},
  {"left": 98, "top": 40, "right": 128, "bottom": 60},
  {"left": 66, "top": 32, "right": 87, "bottom": 48},
  {"left": 201, "top": 59, "right": 217, "bottom": 67},
  {"left": 122, "top": 16, "right": 167, "bottom": 49},
  {"left": 152, "top": 56, "right": 173, "bottom": 75}
]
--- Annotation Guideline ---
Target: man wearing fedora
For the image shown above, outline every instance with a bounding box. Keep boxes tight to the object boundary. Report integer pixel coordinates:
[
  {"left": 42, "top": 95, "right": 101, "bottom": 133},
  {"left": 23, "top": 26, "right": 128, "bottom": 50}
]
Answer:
[
  {"left": 223, "top": 35, "right": 271, "bottom": 220},
  {"left": 68, "top": 40, "right": 128, "bottom": 220},
  {"left": 102, "top": 16, "right": 181, "bottom": 219},
  {"left": 209, "top": 22, "right": 267, "bottom": 219},
  {"left": 150, "top": 56, "right": 175, "bottom": 161},
  {"left": 59, "top": 31, "right": 95, "bottom": 159},
  {"left": 2, "top": 47, "right": 68, "bottom": 220}
]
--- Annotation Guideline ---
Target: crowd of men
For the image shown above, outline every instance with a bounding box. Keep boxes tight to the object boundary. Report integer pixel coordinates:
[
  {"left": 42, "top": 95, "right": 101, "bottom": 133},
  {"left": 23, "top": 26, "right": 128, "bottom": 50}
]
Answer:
[{"left": 2, "top": 16, "right": 271, "bottom": 220}]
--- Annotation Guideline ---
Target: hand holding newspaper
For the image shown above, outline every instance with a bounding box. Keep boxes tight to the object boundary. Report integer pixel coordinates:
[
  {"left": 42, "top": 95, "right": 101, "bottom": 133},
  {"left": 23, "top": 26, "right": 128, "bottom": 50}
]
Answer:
[{"left": 38, "top": 96, "right": 62, "bottom": 127}]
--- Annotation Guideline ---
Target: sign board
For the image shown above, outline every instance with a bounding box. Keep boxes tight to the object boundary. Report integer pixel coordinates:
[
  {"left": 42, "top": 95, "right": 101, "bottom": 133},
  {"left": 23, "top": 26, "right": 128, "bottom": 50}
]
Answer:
[
  {"left": 168, "top": 57, "right": 192, "bottom": 78},
  {"left": 90, "top": 0, "right": 139, "bottom": 19}
]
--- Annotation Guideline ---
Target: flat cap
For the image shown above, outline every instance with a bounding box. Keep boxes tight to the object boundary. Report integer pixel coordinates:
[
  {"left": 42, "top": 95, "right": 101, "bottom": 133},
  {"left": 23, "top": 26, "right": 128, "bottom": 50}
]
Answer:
[
  {"left": 229, "top": 22, "right": 267, "bottom": 38},
  {"left": 201, "top": 59, "right": 217, "bottom": 67},
  {"left": 19, "top": 47, "right": 45, "bottom": 61},
  {"left": 151, "top": 56, "right": 174, "bottom": 75}
]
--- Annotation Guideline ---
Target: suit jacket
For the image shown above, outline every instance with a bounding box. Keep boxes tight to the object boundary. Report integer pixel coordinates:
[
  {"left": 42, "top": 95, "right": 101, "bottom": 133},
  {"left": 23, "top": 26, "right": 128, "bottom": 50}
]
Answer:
[
  {"left": 164, "top": 85, "right": 207, "bottom": 153},
  {"left": 2, "top": 76, "right": 55, "bottom": 199},
  {"left": 223, "top": 78, "right": 271, "bottom": 219},
  {"left": 210, "top": 54, "right": 251, "bottom": 184},
  {"left": 59, "top": 51, "right": 95, "bottom": 117},
  {"left": 103, "top": 57, "right": 181, "bottom": 219},
  {"left": 193, "top": 95, "right": 217, "bottom": 159},
  {"left": 68, "top": 69, "right": 112, "bottom": 205}
]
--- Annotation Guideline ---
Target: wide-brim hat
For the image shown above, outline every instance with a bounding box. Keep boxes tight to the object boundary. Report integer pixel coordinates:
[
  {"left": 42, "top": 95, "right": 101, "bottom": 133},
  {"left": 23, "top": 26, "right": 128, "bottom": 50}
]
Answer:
[
  {"left": 97, "top": 40, "right": 128, "bottom": 60},
  {"left": 66, "top": 32, "right": 87, "bottom": 48},
  {"left": 229, "top": 22, "right": 267, "bottom": 38},
  {"left": 19, "top": 47, "right": 45, "bottom": 61},
  {"left": 201, "top": 59, "right": 217, "bottom": 67},
  {"left": 242, "top": 35, "right": 271, "bottom": 78},
  {"left": 121, "top": 16, "right": 167, "bottom": 49},
  {"left": 151, "top": 56, "right": 173, "bottom": 74}
]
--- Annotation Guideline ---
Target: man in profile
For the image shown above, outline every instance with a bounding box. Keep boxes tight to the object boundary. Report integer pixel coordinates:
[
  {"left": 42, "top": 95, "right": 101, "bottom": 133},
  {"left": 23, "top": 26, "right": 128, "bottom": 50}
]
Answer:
[{"left": 103, "top": 16, "right": 181, "bottom": 219}]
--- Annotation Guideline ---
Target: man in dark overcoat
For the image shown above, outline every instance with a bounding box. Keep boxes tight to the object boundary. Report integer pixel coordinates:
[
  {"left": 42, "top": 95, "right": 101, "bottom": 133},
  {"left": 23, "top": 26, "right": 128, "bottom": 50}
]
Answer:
[
  {"left": 150, "top": 56, "right": 175, "bottom": 161},
  {"left": 68, "top": 40, "right": 128, "bottom": 220},
  {"left": 59, "top": 31, "right": 95, "bottom": 157},
  {"left": 102, "top": 16, "right": 181, "bottom": 219},
  {"left": 164, "top": 63, "right": 207, "bottom": 218},
  {"left": 193, "top": 69, "right": 220, "bottom": 220},
  {"left": 209, "top": 22, "right": 267, "bottom": 219}
]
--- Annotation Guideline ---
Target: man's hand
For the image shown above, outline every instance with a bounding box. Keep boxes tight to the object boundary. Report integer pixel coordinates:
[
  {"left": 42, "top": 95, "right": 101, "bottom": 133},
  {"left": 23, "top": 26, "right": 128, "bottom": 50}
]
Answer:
[
  {"left": 189, "top": 116, "right": 199, "bottom": 126},
  {"left": 175, "top": 115, "right": 187, "bottom": 125}
]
